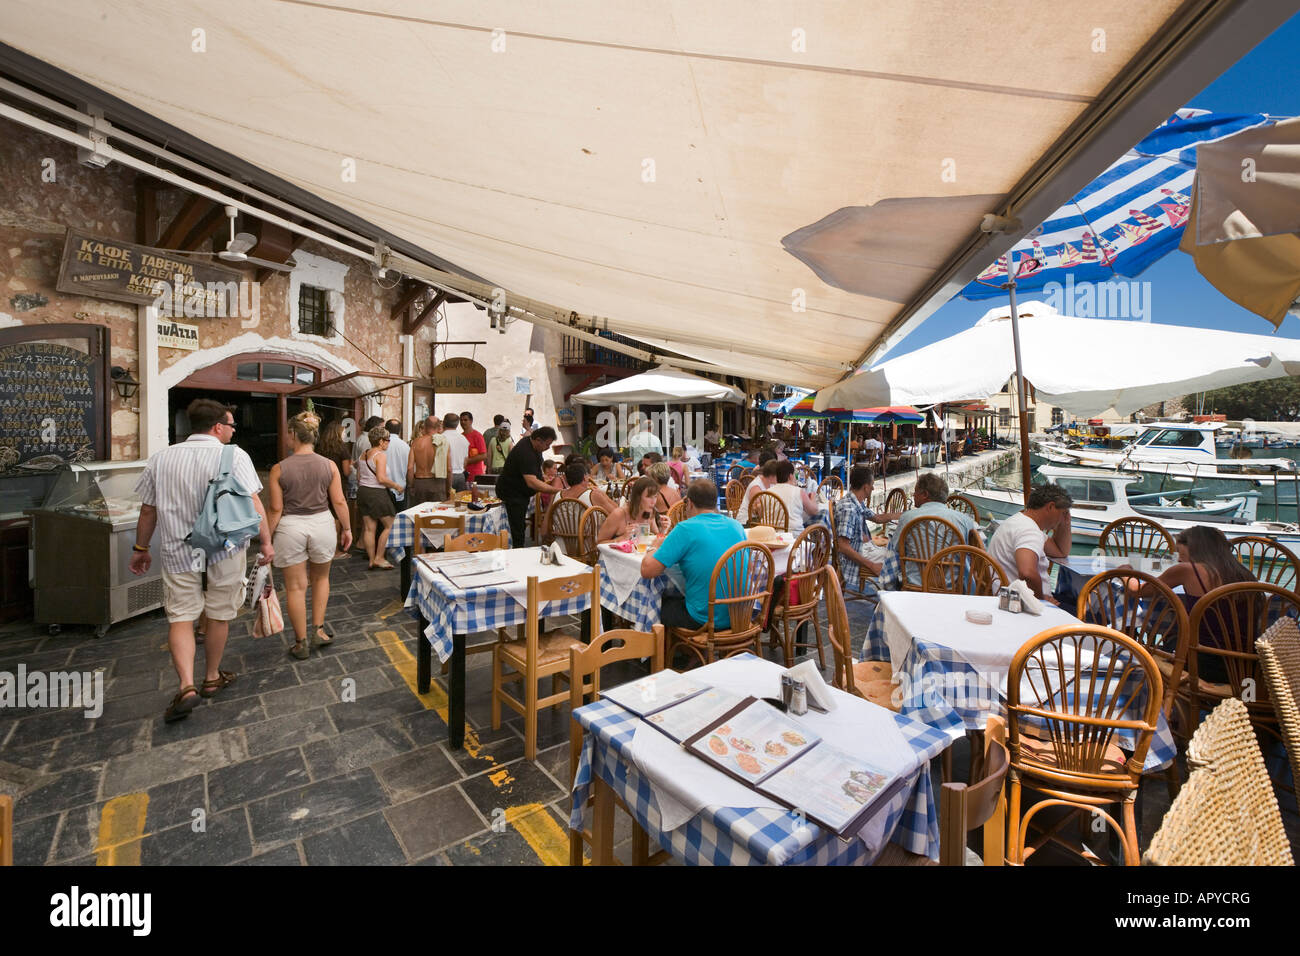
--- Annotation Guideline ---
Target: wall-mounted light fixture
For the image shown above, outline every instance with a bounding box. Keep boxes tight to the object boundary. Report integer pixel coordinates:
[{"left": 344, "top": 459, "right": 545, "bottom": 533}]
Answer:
[{"left": 110, "top": 365, "right": 139, "bottom": 400}]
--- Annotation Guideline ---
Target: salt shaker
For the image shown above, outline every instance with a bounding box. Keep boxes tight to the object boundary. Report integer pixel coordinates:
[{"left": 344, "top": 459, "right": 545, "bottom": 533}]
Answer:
[
  {"left": 780, "top": 674, "right": 794, "bottom": 711},
  {"left": 790, "top": 679, "right": 808, "bottom": 716},
  {"left": 1008, "top": 589, "right": 1022, "bottom": 614},
  {"left": 998, "top": 587, "right": 1010, "bottom": 611}
]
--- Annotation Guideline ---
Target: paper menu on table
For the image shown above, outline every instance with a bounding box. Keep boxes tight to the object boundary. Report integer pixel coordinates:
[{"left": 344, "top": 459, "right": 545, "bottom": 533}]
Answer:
[
  {"left": 759, "top": 743, "right": 902, "bottom": 836},
  {"left": 601, "top": 671, "right": 708, "bottom": 718},
  {"left": 684, "top": 698, "right": 820, "bottom": 785},
  {"left": 643, "top": 686, "right": 745, "bottom": 742}
]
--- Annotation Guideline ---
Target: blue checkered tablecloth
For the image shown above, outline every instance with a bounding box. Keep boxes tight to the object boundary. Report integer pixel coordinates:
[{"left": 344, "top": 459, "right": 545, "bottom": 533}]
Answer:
[
  {"left": 388, "top": 502, "right": 507, "bottom": 554},
  {"left": 598, "top": 562, "right": 671, "bottom": 632},
  {"left": 862, "top": 604, "right": 1176, "bottom": 772},
  {"left": 569, "top": 662, "right": 952, "bottom": 865},
  {"left": 875, "top": 550, "right": 903, "bottom": 592},
  {"left": 404, "top": 560, "right": 593, "bottom": 663}
]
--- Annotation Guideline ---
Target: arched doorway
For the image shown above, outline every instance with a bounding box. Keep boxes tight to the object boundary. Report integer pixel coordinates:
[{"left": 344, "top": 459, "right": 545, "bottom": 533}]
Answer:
[{"left": 171, "top": 352, "right": 354, "bottom": 470}]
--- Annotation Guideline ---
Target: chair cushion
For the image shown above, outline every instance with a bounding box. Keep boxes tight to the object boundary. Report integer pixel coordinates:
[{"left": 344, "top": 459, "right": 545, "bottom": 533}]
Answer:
[
  {"left": 1014, "top": 727, "right": 1129, "bottom": 776},
  {"left": 500, "top": 632, "right": 585, "bottom": 668},
  {"left": 860, "top": 679, "right": 900, "bottom": 712},
  {"left": 853, "top": 660, "right": 892, "bottom": 684}
]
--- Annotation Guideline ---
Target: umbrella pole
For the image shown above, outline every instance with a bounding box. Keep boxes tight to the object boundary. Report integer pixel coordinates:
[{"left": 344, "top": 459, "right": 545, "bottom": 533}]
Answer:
[{"left": 1004, "top": 271, "right": 1034, "bottom": 505}]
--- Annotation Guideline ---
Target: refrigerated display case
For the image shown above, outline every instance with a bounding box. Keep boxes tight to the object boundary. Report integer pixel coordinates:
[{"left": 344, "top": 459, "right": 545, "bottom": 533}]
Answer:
[{"left": 25, "top": 461, "right": 163, "bottom": 636}]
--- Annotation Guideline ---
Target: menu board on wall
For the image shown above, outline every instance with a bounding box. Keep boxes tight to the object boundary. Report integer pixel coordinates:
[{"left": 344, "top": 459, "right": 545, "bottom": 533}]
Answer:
[{"left": 0, "top": 326, "right": 108, "bottom": 474}]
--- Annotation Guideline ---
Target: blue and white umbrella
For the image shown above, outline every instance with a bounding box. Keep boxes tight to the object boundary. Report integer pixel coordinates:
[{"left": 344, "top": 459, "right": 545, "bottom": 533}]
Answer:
[{"left": 961, "top": 109, "right": 1278, "bottom": 299}]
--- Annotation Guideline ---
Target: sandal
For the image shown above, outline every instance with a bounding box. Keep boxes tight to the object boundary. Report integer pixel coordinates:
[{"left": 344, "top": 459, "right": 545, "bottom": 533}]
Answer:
[
  {"left": 312, "top": 624, "right": 334, "bottom": 648},
  {"left": 164, "top": 686, "right": 200, "bottom": 723},
  {"left": 198, "top": 670, "right": 238, "bottom": 698},
  {"left": 289, "top": 640, "right": 310, "bottom": 660}
]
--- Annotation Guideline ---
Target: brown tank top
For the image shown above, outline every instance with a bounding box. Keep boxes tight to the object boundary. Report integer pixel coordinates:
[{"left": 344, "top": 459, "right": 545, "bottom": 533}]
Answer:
[{"left": 278, "top": 453, "right": 334, "bottom": 515}]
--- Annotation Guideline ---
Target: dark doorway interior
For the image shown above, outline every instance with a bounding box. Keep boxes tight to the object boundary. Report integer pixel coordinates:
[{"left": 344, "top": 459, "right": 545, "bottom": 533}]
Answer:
[{"left": 169, "top": 387, "right": 307, "bottom": 471}]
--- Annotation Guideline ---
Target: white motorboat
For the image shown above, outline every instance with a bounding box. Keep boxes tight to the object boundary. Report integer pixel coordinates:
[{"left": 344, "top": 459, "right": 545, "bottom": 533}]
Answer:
[{"left": 964, "top": 465, "right": 1300, "bottom": 552}]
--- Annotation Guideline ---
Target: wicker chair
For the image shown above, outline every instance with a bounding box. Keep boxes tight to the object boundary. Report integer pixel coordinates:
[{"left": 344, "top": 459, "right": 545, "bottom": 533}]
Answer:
[
  {"left": 723, "top": 479, "right": 746, "bottom": 518},
  {"left": 823, "top": 566, "right": 896, "bottom": 711},
  {"left": 1185, "top": 582, "right": 1300, "bottom": 754},
  {"left": 1005, "top": 625, "right": 1161, "bottom": 866},
  {"left": 817, "top": 476, "right": 844, "bottom": 502},
  {"left": 1255, "top": 615, "right": 1300, "bottom": 795},
  {"left": 1232, "top": 535, "right": 1300, "bottom": 591},
  {"left": 945, "top": 493, "right": 981, "bottom": 523},
  {"left": 544, "top": 497, "right": 586, "bottom": 556},
  {"left": 568, "top": 626, "right": 669, "bottom": 866},
  {"left": 884, "top": 488, "right": 909, "bottom": 515},
  {"left": 727, "top": 464, "right": 745, "bottom": 483},
  {"left": 922, "top": 545, "right": 1008, "bottom": 597},
  {"left": 897, "top": 515, "right": 965, "bottom": 592},
  {"left": 577, "top": 505, "right": 609, "bottom": 565},
  {"left": 1144, "top": 698, "right": 1295, "bottom": 866},
  {"left": 747, "top": 490, "right": 789, "bottom": 531},
  {"left": 766, "top": 524, "right": 831, "bottom": 667},
  {"left": 665, "top": 542, "right": 775, "bottom": 668},
  {"left": 666, "top": 499, "right": 688, "bottom": 529},
  {"left": 1098, "top": 516, "right": 1175, "bottom": 558}
]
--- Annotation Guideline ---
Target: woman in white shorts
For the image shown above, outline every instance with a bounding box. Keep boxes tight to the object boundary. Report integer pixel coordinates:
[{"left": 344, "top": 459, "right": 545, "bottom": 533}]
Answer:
[{"left": 267, "top": 415, "right": 352, "bottom": 659}]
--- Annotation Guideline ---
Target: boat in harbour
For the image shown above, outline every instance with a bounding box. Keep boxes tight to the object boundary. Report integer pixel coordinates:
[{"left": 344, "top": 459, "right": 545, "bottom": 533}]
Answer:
[{"left": 964, "top": 465, "right": 1300, "bottom": 552}]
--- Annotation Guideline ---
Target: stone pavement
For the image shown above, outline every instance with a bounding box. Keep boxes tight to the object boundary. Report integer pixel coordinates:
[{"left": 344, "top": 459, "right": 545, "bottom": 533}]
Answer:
[{"left": 1, "top": 550, "right": 1292, "bottom": 865}]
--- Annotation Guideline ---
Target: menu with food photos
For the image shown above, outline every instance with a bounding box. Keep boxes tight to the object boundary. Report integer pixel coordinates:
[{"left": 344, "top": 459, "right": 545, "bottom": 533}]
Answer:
[
  {"left": 642, "top": 686, "right": 745, "bottom": 743},
  {"left": 678, "top": 696, "right": 903, "bottom": 836}
]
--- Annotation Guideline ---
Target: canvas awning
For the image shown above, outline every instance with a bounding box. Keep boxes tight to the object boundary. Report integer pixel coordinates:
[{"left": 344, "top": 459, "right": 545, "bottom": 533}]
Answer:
[
  {"left": 571, "top": 367, "right": 745, "bottom": 406},
  {"left": 815, "top": 300, "right": 1300, "bottom": 417},
  {"left": 0, "top": 1, "right": 1293, "bottom": 388}
]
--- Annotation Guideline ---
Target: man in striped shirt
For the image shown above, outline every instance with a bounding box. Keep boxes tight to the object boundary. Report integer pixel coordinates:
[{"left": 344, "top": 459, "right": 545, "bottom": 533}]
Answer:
[{"left": 129, "top": 398, "right": 273, "bottom": 723}]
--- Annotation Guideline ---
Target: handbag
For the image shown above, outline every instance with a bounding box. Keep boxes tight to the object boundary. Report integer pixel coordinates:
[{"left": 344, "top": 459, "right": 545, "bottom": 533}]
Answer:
[{"left": 251, "top": 563, "right": 284, "bottom": 638}]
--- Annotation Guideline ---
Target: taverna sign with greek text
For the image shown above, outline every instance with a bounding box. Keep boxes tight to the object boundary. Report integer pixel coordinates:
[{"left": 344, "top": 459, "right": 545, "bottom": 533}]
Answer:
[{"left": 433, "top": 357, "right": 487, "bottom": 394}]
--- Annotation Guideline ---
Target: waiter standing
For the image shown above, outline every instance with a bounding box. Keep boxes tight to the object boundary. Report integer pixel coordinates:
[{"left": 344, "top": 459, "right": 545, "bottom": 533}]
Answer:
[{"left": 496, "top": 425, "right": 557, "bottom": 548}]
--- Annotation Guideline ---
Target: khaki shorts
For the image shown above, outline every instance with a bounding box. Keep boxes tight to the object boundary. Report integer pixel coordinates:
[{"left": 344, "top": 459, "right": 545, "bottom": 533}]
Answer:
[
  {"left": 273, "top": 511, "right": 337, "bottom": 567},
  {"left": 162, "top": 550, "right": 248, "bottom": 624}
]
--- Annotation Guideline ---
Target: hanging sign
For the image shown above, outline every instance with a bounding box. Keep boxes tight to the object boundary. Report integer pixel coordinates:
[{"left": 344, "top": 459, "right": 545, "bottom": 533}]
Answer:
[
  {"left": 433, "top": 357, "right": 487, "bottom": 394},
  {"left": 514, "top": 376, "right": 532, "bottom": 395},
  {"left": 557, "top": 407, "right": 577, "bottom": 427},
  {"left": 157, "top": 319, "right": 200, "bottom": 351}
]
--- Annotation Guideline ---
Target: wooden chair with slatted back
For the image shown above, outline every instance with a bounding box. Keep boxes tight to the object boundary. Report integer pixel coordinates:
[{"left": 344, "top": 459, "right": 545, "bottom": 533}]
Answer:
[
  {"left": 723, "top": 479, "right": 746, "bottom": 518},
  {"left": 568, "top": 626, "right": 669, "bottom": 866},
  {"left": 739, "top": 474, "right": 755, "bottom": 490},
  {"left": 727, "top": 464, "right": 745, "bottom": 483},
  {"left": 666, "top": 499, "right": 688, "bottom": 529},
  {"left": 544, "top": 497, "right": 586, "bottom": 556},
  {"left": 0, "top": 793, "right": 11, "bottom": 867},
  {"left": 1077, "top": 568, "right": 1188, "bottom": 798},
  {"left": 577, "top": 505, "right": 609, "bottom": 565},
  {"left": 922, "top": 545, "right": 1008, "bottom": 597},
  {"left": 875, "top": 716, "right": 1010, "bottom": 866},
  {"left": 1006, "top": 625, "right": 1161, "bottom": 866},
  {"left": 1098, "top": 516, "right": 1175, "bottom": 558},
  {"left": 413, "top": 511, "right": 465, "bottom": 555},
  {"left": 823, "top": 567, "right": 896, "bottom": 711},
  {"left": 1256, "top": 616, "right": 1300, "bottom": 799},
  {"left": 1187, "top": 582, "right": 1300, "bottom": 767},
  {"left": 946, "top": 493, "right": 981, "bottom": 523},
  {"left": 883, "top": 487, "right": 909, "bottom": 512},
  {"left": 1144, "top": 698, "right": 1294, "bottom": 866},
  {"left": 492, "top": 565, "right": 599, "bottom": 760},
  {"left": 817, "top": 477, "right": 844, "bottom": 503},
  {"left": 766, "top": 524, "right": 832, "bottom": 667},
  {"left": 1232, "top": 535, "right": 1300, "bottom": 591},
  {"left": 529, "top": 491, "right": 547, "bottom": 544},
  {"left": 666, "top": 542, "right": 775, "bottom": 669},
  {"left": 747, "top": 490, "right": 789, "bottom": 532},
  {"left": 445, "top": 529, "right": 510, "bottom": 552},
  {"left": 897, "top": 515, "right": 965, "bottom": 592}
]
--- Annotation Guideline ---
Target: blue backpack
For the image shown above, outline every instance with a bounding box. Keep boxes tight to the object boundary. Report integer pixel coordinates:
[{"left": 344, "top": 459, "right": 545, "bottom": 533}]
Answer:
[{"left": 187, "top": 444, "right": 262, "bottom": 559}]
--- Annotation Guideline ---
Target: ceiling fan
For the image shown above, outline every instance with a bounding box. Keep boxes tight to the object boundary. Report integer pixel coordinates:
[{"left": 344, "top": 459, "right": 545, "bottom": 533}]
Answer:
[{"left": 151, "top": 206, "right": 297, "bottom": 272}]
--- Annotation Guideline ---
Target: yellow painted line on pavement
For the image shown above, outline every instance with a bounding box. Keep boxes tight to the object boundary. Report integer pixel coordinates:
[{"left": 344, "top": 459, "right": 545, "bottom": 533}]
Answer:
[
  {"left": 94, "top": 793, "right": 149, "bottom": 866},
  {"left": 377, "top": 598, "right": 406, "bottom": 620},
  {"left": 506, "top": 803, "right": 574, "bottom": 867},
  {"left": 374, "top": 629, "right": 484, "bottom": 757}
]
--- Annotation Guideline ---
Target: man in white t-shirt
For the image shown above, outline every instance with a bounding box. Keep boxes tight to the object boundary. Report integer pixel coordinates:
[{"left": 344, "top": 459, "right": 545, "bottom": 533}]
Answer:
[
  {"left": 986, "top": 482, "right": 1074, "bottom": 600},
  {"left": 443, "top": 412, "right": 470, "bottom": 492},
  {"left": 627, "top": 415, "right": 664, "bottom": 464}
]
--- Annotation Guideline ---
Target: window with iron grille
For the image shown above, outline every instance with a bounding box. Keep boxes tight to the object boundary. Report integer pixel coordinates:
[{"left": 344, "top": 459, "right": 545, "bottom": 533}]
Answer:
[
  {"left": 1051, "top": 408, "right": 1064, "bottom": 426},
  {"left": 999, "top": 408, "right": 1010, "bottom": 427},
  {"left": 298, "top": 285, "right": 332, "bottom": 337}
]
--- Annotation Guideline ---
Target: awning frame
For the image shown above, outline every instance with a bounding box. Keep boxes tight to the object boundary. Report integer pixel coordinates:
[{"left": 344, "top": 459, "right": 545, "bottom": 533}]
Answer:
[{"left": 290, "top": 371, "right": 416, "bottom": 400}]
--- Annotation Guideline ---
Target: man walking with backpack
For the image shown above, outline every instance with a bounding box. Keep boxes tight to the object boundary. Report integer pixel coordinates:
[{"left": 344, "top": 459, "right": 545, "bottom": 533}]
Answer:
[{"left": 129, "top": 399, "right": 273, "bottom": 723}]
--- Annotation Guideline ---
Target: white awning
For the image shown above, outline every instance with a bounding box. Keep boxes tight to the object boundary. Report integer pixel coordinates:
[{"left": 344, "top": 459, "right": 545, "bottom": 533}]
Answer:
[
  {"left": 571, "top": 367, "right": 745, "bottom": 406},
  {"left": 815, "top": 301, "right": 1300, "bottom": 417},
  {"left": 0, "top": 1, "right": 1288, "bottom": 387}
]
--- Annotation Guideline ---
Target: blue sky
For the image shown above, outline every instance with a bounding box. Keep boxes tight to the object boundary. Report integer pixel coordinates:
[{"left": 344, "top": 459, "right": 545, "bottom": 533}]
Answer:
[{"left": 877, "top": 11, "right": 1300, "bottom": 363}]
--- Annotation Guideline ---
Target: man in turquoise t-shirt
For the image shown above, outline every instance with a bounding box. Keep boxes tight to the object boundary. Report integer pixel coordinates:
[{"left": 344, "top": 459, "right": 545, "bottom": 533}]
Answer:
[{"left": 641, "top": 479, "right": 746, "bottom": 631}]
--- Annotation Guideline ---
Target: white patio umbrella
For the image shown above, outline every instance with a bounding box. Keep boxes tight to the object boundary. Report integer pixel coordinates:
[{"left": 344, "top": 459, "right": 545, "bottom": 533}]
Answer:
[
  {"left": 816, "top": 300, "right": 1300, "bottom": 417},
  {"left": 570, "top": 366, "right": 745, "bottom": 405}
]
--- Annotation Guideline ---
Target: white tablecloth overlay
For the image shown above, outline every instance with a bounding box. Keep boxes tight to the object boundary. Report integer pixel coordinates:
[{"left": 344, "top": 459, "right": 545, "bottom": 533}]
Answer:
[
  {"left": 624, "top": 656, "right": 918, "bottom": 852},
  {"left": 880, "top": 592, "right": 1080, "bottom": 679},
  {"left": 415, "top": 547, "right": 592, "bottom": 610}
]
